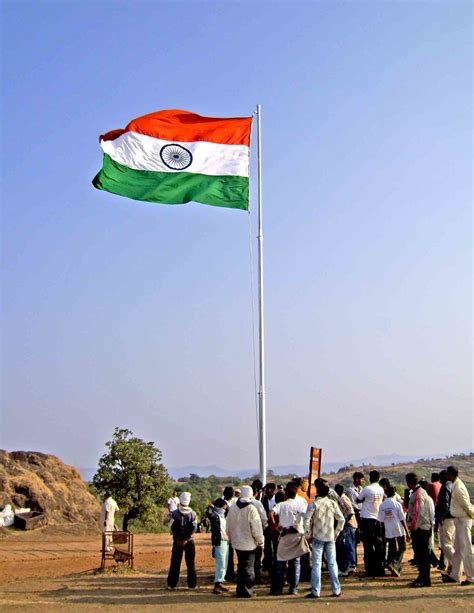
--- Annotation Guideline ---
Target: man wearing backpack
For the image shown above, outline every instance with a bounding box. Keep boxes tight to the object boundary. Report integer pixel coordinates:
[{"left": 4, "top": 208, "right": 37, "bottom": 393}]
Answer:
[{"left": 167, "top": 492, "right": 198, "bottom": 589}]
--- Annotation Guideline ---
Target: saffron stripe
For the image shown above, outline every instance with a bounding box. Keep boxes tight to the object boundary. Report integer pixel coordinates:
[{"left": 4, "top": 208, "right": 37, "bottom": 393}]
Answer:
[{"left": 101, "top": 109, "right": 252, "bottom": 146}]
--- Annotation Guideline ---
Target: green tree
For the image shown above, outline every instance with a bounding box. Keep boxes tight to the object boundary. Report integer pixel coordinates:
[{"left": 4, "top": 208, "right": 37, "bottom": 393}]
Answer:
[{"left": 92, "top": 427, "right": 170, "bottom": 530}]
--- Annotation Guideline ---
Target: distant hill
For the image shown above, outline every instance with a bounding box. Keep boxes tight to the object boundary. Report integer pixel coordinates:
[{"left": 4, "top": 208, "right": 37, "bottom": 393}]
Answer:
[
  {"left": 322, "top": 452, "right": 474, "bottom": 491},
  {"left": 172, "top": 453, "right": 474, "bottom": 516},
  {"left": 163, "top": 450, "right": 471, "bottom": 480}
]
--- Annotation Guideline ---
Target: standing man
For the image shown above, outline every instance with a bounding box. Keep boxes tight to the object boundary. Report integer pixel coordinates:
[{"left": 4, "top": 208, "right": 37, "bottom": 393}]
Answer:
[
  {"left": 167, "top": 490, "right": 180, "bottom": 515},
  {"left": 357, "top": 470, "right": 385, "bottom": 577},
  {"left": 167, "top": 492, "right": 198, "bottom": 589},
  {"left": 222, "top": 486, "right": 236, "bottom": 581},
  {"left": 427, "top": 473, "right": 441, "bottom": 507},
  {"left": 208, "top": 498, "right": 230, "bottom": 594},
  {"left": 99, "top": 492, "right": 119, "bottom": 552},
  {"left": 251, "top": 479, "right": 264, "bottom": 501},
  {"left": 304, "top": 481, "right": 345, "bottom": 598},
  {"left": 378, "top": 486, "right": 410, "bottom": 577},
  {"left": 334, "top": 484, "right": 358, "bottom": 575},
  {"left": 262, "top": 482, "right": 276, "bottom": 513},
  {"left": 435, "top": 470, "right": 455, "bottom": 572},
  {"left": 223, "top": 486, "right": 236, "bottom": 506},
  {"left": 347, "top": 471, "right": 364, "bottom": 525},
  {"left": 268, "top": 482, "right": 308, "bottom": 595},
  {"left": 226, "top": 485, "right": 264, "bottom": 598},
  {"left": 419, "top": 480, "right": 439, "bottom": 567},
  {"left": 442, "top": 466, "right": 474, "bottom": 586},
  {"left": 250, "top": 481, "right": 267, "bottom": 584},
  {"left": 291, "top": 477, "right": 311, "bottom": 504},
  {"left": 261, "top": 482, "right": 276, "bottom": 575},
  {"left": 406, "top": 473, "right": 434, "bottom": 588}
]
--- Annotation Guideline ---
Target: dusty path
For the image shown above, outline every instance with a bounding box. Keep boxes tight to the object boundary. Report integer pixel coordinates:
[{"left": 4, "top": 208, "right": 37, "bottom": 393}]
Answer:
[{"left": 0, "top": 527, "right": 472, "bottom": 611}]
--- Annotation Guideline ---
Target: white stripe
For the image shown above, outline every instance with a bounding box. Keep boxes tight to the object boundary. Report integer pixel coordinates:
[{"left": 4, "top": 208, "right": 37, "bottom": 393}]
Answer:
[{"left": 101, "top": 131, "right": 249, "bottom": 177}]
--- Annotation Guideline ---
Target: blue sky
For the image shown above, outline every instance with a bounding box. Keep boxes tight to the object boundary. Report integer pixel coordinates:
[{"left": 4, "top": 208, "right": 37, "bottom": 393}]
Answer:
[{"left": 1, "top": 1, "right": 472, "bottom": 473}]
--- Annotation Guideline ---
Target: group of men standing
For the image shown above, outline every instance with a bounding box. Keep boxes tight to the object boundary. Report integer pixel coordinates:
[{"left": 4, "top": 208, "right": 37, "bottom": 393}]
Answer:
[
  {"left": 210, "top": 478, "right": 348, "bottom": 598},
  {"left": 345, "top": 465, "right": 473, "bottom": 588},
  {"left": 161, "top": 465, "right": 472, "bottom": 597}
]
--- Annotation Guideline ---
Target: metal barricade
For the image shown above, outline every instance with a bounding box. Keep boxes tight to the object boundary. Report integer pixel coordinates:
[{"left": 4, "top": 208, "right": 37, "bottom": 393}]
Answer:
[{"left": 101, "top": 530, "right": 134, "bottom": 569}]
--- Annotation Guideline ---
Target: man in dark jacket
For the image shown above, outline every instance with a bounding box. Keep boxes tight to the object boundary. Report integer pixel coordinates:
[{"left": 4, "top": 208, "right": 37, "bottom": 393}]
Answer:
[
  {"left": 261, "top": 482, "right": 276, "bottom": 575},
  {"left": 435, "top": 470, "right": 454, "bottom": 572},
  {"left": 167, "top": 492, "right": 198, "bottom": 589}
]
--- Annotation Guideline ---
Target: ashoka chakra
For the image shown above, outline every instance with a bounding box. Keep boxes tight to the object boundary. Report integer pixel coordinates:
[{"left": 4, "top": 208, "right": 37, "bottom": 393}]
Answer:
[{"left": 160, "top": 144, "right": 193, "bottom": 170}]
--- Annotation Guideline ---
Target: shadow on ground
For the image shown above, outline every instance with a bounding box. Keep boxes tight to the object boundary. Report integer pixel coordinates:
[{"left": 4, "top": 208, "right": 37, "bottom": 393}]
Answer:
[{"left": 39, "top": 571, "right": 473, "bottom": 608}]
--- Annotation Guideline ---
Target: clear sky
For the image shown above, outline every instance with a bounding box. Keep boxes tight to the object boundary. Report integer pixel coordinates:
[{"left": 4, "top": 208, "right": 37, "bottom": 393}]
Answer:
[{"left": 1, "top": 1, "right": 472, "bottom": 473}]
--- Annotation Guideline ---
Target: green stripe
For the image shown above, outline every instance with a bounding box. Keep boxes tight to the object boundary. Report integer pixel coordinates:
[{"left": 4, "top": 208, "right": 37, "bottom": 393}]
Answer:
[{"left": 93, "top": 154, "right": 249, "bottom": 210}]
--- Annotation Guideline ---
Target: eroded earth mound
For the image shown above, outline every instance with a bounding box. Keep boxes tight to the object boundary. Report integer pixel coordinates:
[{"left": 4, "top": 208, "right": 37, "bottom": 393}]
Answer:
[{"left": 0, "top": 450, "right": 100, "bottom": 525}]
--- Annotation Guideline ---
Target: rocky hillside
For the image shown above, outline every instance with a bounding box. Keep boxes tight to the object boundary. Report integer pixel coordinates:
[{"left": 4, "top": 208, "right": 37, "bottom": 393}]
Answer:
[{"left": 0, "top": 450, "right": 100, "bottom": 526}]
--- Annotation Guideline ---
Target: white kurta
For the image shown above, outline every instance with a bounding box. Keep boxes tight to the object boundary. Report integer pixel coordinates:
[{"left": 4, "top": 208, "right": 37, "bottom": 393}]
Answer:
[{"left": 99, "top": 497, "right": 119, "bottom": 531}]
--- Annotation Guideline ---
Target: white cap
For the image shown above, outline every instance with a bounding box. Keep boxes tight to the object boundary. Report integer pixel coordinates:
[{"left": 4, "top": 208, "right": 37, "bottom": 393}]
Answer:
[
  {"left": 239, "top": 485, "right": 254, "bottom": 499},
  {"left": 179, "top": 492, "right": 191, "bottom": 506}
]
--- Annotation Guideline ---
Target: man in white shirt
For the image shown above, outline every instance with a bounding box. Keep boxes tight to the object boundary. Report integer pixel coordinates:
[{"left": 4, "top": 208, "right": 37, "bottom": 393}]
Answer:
[
  {"left": 347, "top": 471, "right": 364, "bottom": 524},
  {"left": 378, "top": 486, "right": 410, "bottom": 576},
  {"left": 167, "top": 491, "right": 180, "bottom": 514},
  {"left": 357, "top": 470, "right": 385, "bottom": 577},
  {"left": 99, "top": 492, "right": 119, "bottom": 551},
  {"left": 222, "top": 486, "right": 237, "bottom": 581},
  {"left": 262, "top": 482, "right": 276, "bottom": 513},
  {"left": 268, "top": 482, "right": 308, "bottom": 595}
]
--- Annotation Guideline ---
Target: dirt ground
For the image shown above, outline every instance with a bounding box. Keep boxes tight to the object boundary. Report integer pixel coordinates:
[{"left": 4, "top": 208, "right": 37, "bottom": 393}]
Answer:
[{"left": 0, "top": 526, "right": 472, "bottom": 611}]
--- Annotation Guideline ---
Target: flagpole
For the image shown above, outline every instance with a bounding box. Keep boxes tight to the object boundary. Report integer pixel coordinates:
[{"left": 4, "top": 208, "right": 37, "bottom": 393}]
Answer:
[{"left": 256, "top": 103, "right": 266, "bottom": 486}]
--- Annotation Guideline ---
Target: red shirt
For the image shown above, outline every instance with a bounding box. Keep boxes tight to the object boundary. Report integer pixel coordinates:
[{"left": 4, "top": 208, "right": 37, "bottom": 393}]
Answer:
[{"left": 427, "top": 482, "right": 441, "bottom": 505}]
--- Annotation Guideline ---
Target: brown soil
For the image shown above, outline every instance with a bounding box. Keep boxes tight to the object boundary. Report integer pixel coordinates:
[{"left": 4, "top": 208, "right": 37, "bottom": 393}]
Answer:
[{"left": 0, "top": 528, "right": 471, "bottom": 611}]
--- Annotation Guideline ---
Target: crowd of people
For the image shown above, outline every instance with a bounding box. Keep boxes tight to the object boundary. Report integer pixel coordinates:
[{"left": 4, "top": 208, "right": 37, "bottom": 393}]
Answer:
[{"left": 165, "top": 465, "right": 473, "bottom": 598}]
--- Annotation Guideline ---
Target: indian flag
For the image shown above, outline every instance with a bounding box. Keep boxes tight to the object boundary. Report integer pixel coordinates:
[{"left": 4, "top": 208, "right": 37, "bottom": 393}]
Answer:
[{"left": 93, "top": 109, "right": 252, "bottom": 211}]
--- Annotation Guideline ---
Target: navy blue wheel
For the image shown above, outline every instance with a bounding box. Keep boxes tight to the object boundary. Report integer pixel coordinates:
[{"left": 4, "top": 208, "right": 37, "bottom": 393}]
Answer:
[{"left": 160, "top": 144, "right": 193, "bottom": 170}]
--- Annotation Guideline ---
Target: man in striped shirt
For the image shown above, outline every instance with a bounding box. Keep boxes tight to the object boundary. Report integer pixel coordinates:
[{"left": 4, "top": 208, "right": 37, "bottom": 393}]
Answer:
[
  {"left": 406, "top": 472, "right": 434, "bottom": 588},
  {"left": 335, "top": 484, "right": 358, "bottom": 575},
  {"left": 304, "top": 481, "right": 345, "bottom": 598}
]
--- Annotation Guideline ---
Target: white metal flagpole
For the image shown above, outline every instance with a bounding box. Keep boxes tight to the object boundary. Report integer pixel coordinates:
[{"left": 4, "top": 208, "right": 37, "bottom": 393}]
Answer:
[{"left": 256, "top": 103, "right": 266, "bottom": 485}]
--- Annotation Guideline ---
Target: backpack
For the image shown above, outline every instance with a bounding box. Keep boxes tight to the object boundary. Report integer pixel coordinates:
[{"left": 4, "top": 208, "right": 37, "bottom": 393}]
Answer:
[{"left": 171, "top": 509, "right": 196, "bottom": 543}]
